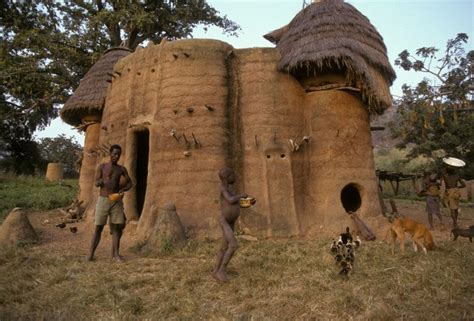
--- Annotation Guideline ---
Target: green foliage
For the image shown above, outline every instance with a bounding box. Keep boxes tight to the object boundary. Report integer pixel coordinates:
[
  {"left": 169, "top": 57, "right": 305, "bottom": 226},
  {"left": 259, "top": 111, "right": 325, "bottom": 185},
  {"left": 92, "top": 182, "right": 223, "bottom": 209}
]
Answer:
[
  {"left": 1, "top": 0, "right": 240, "bottom": 174},
  {"left": 374, "top": 148, "right": 435, "bottom": 174},
  {"left": 37, "top": 134, "right": 83, "bottom": 177},
  {"left": 392, "top": 33, "right": 474, "bottom": 179},
  {"left": 0, "top": 175, "right": 78, "bottom": 222},
  {"left": 61, "top": 0, "right": 240, "bottom": 49}
]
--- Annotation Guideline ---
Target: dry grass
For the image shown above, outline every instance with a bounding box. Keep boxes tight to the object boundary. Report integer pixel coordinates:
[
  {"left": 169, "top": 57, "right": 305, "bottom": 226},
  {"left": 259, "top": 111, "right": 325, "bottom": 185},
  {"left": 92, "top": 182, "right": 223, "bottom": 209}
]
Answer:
[{"left": 0, "top": 229, "right": 473, "bottom": 321}]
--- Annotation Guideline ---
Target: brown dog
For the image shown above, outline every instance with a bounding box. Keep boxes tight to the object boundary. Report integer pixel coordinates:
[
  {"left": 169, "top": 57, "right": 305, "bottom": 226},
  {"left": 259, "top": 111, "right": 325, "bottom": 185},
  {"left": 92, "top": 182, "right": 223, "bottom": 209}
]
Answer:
[{"left": 390, "top": 218, "right": 434, "bottom": 254}]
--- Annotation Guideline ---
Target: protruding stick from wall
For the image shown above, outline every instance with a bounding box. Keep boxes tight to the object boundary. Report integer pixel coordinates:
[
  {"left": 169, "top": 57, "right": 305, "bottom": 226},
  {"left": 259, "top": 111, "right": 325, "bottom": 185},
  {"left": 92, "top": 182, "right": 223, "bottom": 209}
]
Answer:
[
  {"left": 170, "top": 129, "right": 180, "bottom": 142},
  {"left": 183, "top": 133, "right": 190, "bottom": 148},
  {"left": 192, "top": 132, "right": 200, "bottom": 148}
]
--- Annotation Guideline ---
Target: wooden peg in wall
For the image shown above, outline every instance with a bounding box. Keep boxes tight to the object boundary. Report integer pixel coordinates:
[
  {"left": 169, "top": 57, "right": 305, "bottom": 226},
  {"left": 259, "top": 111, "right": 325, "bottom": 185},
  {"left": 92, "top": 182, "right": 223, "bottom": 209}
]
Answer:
[
  {"left": 192, "top": 132, "right": 200, "bottom": 148},
  {"left": 255, "top": 135, "right": 259, "bottom": 148},
  {"left": 170, "top": 129, "right": 180, "bottom": 142},
  {"left": 183, "top": 133, "right": 190, "bottom": 148},
  {"left": 205, "top": 104, "right": 214, "bottom": 111}
]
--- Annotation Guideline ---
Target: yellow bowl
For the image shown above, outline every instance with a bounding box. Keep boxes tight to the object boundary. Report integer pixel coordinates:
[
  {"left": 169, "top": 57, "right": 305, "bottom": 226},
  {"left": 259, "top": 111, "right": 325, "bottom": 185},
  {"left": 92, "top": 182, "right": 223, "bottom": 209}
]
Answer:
[
  {"left": 239, "top": 197, "right": 256, "bottom": 208},
  {"left": 108, "top": 193, "right": 124, "bottom": 202}
]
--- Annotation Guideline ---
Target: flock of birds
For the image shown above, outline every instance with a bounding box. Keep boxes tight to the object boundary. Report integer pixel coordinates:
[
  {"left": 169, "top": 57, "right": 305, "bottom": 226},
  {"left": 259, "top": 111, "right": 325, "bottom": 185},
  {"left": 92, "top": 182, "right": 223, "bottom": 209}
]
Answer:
[{"left": 330, "top": 227, "right": 361, "bottom": 276}]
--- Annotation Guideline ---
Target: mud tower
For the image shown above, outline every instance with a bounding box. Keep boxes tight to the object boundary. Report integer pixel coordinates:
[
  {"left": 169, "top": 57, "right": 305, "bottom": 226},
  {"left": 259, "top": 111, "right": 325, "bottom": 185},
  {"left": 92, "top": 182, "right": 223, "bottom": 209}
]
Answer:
[{"left": 61, "top": 0, "right": 395, "bottom": 239}]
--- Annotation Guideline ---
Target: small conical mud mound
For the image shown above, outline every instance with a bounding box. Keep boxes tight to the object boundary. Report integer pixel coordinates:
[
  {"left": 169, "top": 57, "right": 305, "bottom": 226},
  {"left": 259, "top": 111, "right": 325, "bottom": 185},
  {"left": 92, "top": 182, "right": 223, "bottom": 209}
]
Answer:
[
  {"left": 0, "top": 208, "right": 38, "bottom": 246},
  {"left": 140, "top": 203, "right": 186, "bottom": 254}
]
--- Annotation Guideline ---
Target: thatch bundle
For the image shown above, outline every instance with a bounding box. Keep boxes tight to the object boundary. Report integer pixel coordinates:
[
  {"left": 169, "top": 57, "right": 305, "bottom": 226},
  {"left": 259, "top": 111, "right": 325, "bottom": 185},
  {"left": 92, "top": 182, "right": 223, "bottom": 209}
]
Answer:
[
  {"left": 60, "top": 47, "right": 132, "bottom": 126},
  {"left": 268, "top": 0, "right": 396, "bottom": 114}
]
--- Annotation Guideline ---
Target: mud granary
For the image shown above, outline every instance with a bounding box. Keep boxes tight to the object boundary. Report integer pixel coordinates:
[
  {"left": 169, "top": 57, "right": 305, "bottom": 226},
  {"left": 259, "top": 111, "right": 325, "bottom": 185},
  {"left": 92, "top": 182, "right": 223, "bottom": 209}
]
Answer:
[{"left": 61, "top": 0, "right": 395, "bottom": 239}]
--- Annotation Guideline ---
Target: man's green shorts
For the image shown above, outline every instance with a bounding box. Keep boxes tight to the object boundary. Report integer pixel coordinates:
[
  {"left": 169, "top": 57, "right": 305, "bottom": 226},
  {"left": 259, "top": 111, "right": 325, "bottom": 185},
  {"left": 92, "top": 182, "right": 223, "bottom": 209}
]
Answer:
[{"left": 95, "top": 196, "right": 125, "bottom": 226}]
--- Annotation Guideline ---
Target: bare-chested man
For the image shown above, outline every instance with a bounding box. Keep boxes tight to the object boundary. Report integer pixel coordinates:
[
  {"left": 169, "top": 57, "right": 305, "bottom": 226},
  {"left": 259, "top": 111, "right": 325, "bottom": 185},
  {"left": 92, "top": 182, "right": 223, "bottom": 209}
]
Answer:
[
  {"left": 213, "top": 166, "right": 254, "bottom": 282},
  {"left": 87, "top": 144, "right": 132, "bottom": 262},
  {"left": 442, "top": 165, "right": 466, "bottom": 228}
]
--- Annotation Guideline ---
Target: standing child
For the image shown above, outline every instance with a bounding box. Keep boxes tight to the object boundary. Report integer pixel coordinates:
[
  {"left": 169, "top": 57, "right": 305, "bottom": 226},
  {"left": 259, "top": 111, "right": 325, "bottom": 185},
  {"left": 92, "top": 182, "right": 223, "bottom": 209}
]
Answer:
[
  {"left": 420, "top": 173, "right": 443, "bottom": 230},
  {"left": 213, "top": 166, "right": 254, "bottom": 282}
]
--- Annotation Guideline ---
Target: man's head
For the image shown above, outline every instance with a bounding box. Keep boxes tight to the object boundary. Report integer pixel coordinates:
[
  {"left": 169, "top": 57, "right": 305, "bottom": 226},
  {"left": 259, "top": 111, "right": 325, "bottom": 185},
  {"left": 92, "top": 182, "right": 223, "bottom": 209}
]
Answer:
[
  {"left": 218, "top": 166, "right": 235, "bottom": 184},
  {"left": 109, "top": 144, "right": 122, "bottom": 164}
]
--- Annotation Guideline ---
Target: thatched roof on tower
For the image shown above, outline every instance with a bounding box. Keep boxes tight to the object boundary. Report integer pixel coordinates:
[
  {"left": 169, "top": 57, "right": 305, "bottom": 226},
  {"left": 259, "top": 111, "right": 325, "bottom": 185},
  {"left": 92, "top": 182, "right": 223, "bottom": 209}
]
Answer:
[
  {"left": 60, "top": 47, "right": 132, "bottom": 126},
  {"left": 266, "top": 0, "right": 396, "bottom": 114}
]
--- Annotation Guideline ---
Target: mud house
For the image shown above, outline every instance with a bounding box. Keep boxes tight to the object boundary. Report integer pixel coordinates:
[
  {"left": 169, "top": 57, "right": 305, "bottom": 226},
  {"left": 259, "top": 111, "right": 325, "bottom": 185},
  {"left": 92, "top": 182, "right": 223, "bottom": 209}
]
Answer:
[{"left": 61, "top": 0, "right": 395, "bottom": 239}]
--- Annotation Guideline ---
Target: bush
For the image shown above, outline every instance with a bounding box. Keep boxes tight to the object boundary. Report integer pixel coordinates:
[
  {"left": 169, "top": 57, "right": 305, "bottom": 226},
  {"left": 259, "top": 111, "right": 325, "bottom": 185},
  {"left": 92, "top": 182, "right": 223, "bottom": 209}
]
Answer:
[
  {"left": 374, "top": 147, "right": 435, "bottom": 174},
  {"left": 0, "top": 174, "right": 78, "bottom": 222}
]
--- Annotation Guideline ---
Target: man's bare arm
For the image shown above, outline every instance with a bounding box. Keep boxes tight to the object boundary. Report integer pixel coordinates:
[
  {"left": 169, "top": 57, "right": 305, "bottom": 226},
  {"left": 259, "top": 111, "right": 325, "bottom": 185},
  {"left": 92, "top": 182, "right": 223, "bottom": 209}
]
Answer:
[{"left": 119, "top": 166, "right": 133, "bottom": 193}]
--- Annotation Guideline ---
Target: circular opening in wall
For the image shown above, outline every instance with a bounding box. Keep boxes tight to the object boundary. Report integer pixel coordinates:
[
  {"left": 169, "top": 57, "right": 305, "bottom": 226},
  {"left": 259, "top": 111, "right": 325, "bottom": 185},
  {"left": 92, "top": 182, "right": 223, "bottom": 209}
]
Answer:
[
  {"left": 266, "top": 155, "right": 271, "bottom": 159},
  {"left": 151, "top": 68, "right": 155, "bottom": 72},
  {"left": 340, "top": 183, "right": 361, "bottom": 213},
  {"left": 280, "top": 154, "right": 286, "bottom": 158}
]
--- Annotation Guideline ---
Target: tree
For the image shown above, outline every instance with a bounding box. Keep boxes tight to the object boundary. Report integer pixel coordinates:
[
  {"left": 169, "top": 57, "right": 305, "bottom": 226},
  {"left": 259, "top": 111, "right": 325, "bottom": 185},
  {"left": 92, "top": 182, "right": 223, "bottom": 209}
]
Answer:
[
  {"left": 391, "top": 33, "right": 474, "bottom": 179},
  {"left": 37, "top": 134, "right": 83, "bottom": 178},
  {"left": 60, "top": 0, "right": 240, "bottom": 50},
  {"left": 1, "top": 0, "right": 239, "bottom": 174}
]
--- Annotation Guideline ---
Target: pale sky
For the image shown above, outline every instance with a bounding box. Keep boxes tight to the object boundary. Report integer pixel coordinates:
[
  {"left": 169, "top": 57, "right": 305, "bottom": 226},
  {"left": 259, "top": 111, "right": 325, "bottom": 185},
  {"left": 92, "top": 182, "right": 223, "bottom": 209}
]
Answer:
[{"left": 35, "top": 0, "right": 473, "bottom": 145}]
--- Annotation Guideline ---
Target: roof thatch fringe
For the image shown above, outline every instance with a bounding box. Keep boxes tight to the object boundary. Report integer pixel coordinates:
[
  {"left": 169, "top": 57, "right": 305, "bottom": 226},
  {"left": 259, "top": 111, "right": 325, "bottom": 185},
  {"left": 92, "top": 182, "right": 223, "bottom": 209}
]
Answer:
[
  {"left": 60, "top": 47, "right": 132, "bottom": 126},
  {"left": 273, "top": 0, "right": 396, "bottom": 114}
]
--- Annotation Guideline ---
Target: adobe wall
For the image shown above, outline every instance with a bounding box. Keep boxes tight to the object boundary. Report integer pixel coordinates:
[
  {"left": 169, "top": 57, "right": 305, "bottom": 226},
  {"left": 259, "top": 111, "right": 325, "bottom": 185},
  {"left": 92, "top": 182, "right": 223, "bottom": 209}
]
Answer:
[
  {"left": 87, "top": 38, "right": 384, "bottom": 239},
  {"left": 78, "top": 119, "right": 100, "bottom": 208},
  {"left": 304, "top": 90, "right": 381, "bottom": 234},
  {"left": 234, "top": 48, "right": 306, "bottom": 237}
]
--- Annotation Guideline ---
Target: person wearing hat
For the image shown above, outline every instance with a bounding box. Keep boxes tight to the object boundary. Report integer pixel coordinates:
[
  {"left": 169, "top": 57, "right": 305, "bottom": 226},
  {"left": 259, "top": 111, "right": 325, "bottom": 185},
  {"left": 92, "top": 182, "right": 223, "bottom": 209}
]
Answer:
[{"left": 442, "top": 164, "right": 466, "bottom": 228}]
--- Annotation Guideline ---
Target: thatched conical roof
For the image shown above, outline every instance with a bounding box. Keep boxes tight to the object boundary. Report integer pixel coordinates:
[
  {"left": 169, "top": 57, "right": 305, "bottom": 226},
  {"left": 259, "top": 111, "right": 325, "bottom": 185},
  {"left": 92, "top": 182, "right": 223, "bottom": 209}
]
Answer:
[
  {"left": 267, "top": 0, "right": 396, "bottom": 114},
  {"left": 60, "top": 47, "right": 132, "bottom": 126}
]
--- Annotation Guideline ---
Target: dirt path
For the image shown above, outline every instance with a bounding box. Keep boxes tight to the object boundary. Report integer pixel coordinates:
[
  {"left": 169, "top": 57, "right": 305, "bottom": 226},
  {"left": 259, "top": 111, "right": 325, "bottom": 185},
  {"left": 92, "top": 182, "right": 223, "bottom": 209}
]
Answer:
[
  {"left": 28, "top": 209, "right": 140, "bottom": 261},
  {"left": 26, "top": 199, "right": 474, "bottom": 260}
]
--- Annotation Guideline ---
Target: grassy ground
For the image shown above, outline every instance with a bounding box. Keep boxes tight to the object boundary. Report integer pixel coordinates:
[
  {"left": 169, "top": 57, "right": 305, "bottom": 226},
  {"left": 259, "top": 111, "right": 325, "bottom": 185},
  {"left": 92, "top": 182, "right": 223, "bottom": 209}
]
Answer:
[
  {"left": 0, "top": 203, "right": 473, "bottom": 321},
  {"left": 0, "top": 175, "right": 78, "bottom": 222},
  {"left": 0, "top": 175, "right": 473, "bottom": 320}
]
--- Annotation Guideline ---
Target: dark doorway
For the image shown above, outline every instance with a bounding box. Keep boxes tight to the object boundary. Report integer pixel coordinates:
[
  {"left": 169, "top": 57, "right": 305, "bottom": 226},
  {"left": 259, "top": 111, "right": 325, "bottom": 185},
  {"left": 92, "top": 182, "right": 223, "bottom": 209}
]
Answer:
[
  {"left": 340, "top": 183, "right": 361, "bottom": 213},
  {"left": 135, "top": 130, "right": 149, "bottom": 218}
]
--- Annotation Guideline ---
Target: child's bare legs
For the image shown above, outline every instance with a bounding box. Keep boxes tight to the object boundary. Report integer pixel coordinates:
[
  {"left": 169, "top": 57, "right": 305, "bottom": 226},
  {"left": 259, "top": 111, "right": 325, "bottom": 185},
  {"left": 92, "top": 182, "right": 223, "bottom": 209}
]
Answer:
[
  {"left": 213, "top": 237, "right": 228, "bottom": 273},
  {"left": 427, "top": 213, "right": 434, "bottom": 230},
  {"left": 450, "top": 209, "right": 458, "bottom": 228},
  {"left": 213, "top": 219, "right": 237, "bottom": 282}
]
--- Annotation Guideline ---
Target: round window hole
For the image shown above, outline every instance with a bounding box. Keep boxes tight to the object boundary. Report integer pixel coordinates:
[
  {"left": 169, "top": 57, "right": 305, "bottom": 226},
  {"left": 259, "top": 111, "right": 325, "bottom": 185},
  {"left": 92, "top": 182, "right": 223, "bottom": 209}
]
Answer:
[
  {"left": 280, "top": 154, "right": 286, "bottom": 158},
  {"left": 266, "top": 155, "right": 271, "bottom": 159},
  {"left": 340, "top": 183, "right": 362, "bottom": 213}
]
